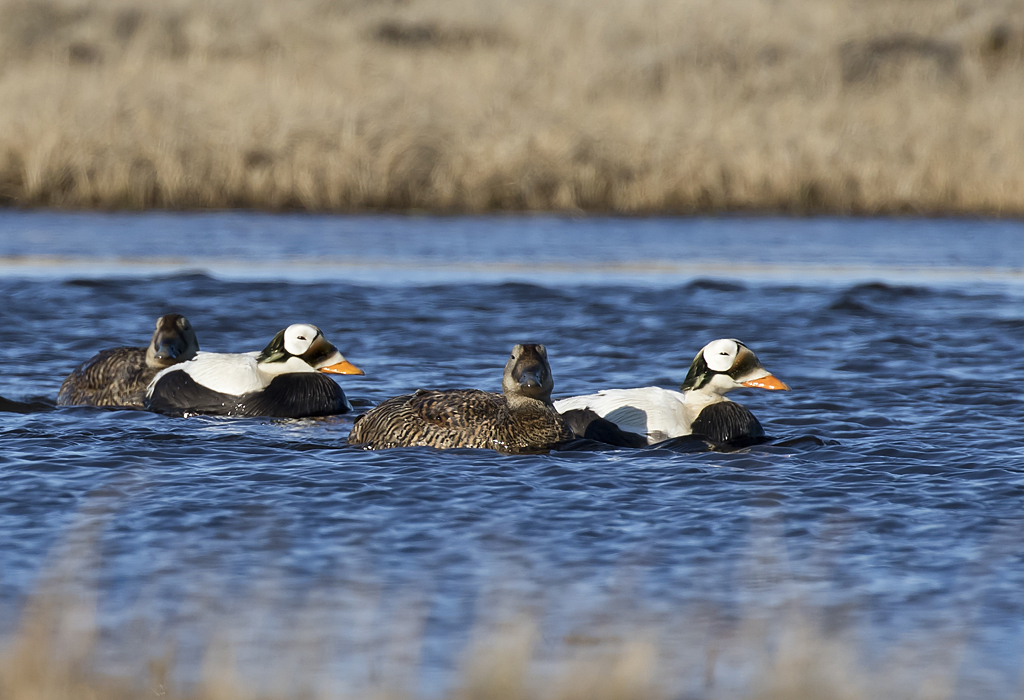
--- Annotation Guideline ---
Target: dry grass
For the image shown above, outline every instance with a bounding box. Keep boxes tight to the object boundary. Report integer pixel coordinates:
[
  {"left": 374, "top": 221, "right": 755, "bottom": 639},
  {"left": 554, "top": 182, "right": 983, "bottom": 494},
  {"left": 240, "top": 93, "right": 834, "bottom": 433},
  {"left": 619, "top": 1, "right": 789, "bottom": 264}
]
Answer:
[
  {"left": 1, "top": 0, "right": 1024, "bottom": 214},
  {"left": 0, "top": 592, "right": 969, "bottom": 700},
  {"left": 0, "top": 559, "right": 982, "bottom": 700}
]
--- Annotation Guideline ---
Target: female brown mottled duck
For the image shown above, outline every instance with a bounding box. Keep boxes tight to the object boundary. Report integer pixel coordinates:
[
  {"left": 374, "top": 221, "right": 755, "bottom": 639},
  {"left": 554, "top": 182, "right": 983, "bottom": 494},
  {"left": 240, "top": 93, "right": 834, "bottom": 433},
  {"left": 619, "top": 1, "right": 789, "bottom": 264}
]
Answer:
[
  {"left": 348, "top": 344, "right": 576, "bottom": 453},
  {"left": 57, "top": 314, "right": 199, "bottom": 408}
]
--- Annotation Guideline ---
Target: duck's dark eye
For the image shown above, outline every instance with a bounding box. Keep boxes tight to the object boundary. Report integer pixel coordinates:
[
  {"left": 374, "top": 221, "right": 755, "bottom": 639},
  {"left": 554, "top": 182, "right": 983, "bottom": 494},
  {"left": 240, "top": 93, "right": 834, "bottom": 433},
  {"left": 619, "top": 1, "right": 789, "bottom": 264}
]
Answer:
[{"left": 298, "top": 336, "right": 307, "bottom": 341}]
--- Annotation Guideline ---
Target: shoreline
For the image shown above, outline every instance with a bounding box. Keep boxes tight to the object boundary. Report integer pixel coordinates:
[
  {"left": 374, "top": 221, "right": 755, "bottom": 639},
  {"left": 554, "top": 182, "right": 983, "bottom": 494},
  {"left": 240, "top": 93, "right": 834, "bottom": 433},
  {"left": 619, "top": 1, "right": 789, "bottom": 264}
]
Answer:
[{"left": 2, "top": 203, "right": 1024, "bottom": 218}]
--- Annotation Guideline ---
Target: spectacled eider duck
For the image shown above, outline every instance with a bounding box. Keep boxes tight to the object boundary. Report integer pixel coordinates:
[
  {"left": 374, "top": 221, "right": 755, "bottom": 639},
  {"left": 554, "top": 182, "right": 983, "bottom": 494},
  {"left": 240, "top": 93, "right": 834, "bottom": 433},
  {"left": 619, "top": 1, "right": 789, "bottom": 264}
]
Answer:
[
  {"left": 145, "top": 324, "right": 363, "bottom": 418},
  {"left": 553, "top": 339, "right": 789, "bottom": 445},
  {"left": 349, "top": 344, "right": 584, "bottom": 453},
  {"left": 57, "top": 314, "right": 199, "bottom": 408}
]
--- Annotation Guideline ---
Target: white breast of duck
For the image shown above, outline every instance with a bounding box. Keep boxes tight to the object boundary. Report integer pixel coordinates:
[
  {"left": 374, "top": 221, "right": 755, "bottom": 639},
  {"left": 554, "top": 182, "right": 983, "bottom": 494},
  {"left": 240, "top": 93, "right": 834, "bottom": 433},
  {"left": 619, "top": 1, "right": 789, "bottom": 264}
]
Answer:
[{"left": 553, "top": 339, "right": 788, "bottom": 445}]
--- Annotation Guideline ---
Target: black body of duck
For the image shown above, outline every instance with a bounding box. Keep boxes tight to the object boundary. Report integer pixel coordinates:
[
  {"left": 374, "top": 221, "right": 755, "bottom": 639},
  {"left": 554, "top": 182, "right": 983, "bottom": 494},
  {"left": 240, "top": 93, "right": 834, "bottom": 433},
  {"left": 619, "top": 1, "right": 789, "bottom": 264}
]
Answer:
[
  {"left": 348, "top": 344, "right": 576, "bottom": 453},
  {"left": 57, "top": 314, "right": 199, "bottom": 408},
  {"left": 145, "top": 323, "right": 363, "bottom": 418}
]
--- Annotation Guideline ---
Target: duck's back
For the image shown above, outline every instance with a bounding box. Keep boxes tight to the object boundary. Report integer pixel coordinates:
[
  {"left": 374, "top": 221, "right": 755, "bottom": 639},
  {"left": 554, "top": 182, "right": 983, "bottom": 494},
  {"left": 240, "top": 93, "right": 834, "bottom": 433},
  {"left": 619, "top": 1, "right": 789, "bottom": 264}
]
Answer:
[
  {"left": 554, "top": 387, "right": 688, "bottom": 443},
  {"left": 57, "top": 347, "right": 152, "bottom": 408},
  {"left": 165, "top": 352, "right": 263, "bottom": 395},
  {"left": 349, "top": 389, "right": 573, "bottom": 452}
]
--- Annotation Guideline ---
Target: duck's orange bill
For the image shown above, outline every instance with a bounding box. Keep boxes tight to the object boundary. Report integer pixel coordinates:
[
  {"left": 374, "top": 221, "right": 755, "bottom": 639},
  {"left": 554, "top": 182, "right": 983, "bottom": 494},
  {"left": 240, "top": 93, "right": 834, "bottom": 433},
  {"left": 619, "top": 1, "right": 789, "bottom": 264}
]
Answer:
[
  {"left": 319, "top": 361, "right": 365, "bottom": 376},
  {"left": 741, "top": 374, "right": 789, "bottom": 390}
]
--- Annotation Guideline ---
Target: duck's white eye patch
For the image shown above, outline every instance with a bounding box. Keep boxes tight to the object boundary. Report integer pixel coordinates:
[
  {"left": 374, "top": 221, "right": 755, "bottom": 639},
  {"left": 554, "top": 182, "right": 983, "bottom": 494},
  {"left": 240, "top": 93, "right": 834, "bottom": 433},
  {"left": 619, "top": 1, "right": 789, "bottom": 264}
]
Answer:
[
  {"left": 703, "top": 338, "right": 739, "bottom": 372},
  {"left": 283, "top": 324, "right": 319, "bottom": 355}
]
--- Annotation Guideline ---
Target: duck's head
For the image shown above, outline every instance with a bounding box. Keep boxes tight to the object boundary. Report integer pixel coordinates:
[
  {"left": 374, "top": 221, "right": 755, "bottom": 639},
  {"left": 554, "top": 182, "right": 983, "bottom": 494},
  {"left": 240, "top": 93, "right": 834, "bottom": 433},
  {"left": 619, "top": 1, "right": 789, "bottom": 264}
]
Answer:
[
  {"left": 255, "top": 324, "right": 364, "bottom": 377},
  {"left": 502, "top": 343, "right": 554, "bottom": 403},
  {"left": 680, "top": 339, "right": 789, "bottom": 395},
  {"left": 146, "top": 314, "right": 200, "bottom": 369}
]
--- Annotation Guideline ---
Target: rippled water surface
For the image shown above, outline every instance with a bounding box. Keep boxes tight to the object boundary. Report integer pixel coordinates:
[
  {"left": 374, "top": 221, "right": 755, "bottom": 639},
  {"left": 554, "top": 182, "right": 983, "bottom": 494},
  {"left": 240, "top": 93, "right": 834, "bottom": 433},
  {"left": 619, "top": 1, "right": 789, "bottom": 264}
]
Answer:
[{"left": 2, "top": 213, "right": 1024, "bottom": 697}]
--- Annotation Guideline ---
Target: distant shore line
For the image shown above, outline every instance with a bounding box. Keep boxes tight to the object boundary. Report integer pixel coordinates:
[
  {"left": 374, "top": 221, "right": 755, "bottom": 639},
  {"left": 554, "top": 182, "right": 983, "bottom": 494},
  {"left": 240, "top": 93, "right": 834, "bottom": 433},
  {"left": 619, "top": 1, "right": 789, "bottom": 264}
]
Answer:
[{"left": 2, "top": 200, "right": 1023, "bottom": 218}]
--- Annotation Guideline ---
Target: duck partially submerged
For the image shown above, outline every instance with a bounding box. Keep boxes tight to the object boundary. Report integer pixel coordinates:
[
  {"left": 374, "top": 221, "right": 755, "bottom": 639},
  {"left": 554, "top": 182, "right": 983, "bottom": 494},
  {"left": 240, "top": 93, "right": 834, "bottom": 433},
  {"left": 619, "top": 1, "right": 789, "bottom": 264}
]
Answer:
[
  {"left": 57, "top": 314, "right": 199, "bottom": 408},
  {"left": 146, "top": 324, "right": 363, "bottom": 418},
  {"left": 348, "top": 344, "right": 577, "bottom": 453},
  {"left": 553, "top": 339, "right": 789, "bottom": 445}
]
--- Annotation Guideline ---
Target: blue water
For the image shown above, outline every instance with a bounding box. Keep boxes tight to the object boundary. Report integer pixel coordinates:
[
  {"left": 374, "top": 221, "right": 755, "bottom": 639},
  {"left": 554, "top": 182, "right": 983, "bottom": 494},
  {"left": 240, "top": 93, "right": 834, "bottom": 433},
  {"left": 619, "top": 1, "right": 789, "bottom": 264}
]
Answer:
[{"left": 1, "top": 212, "right": 1024, "bottom": 697}]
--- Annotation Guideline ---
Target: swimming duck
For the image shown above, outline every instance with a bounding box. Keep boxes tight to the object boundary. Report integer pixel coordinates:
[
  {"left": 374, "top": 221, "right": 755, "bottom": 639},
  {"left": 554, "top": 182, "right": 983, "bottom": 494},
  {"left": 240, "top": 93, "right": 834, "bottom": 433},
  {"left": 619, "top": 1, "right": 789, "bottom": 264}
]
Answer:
[
  {"left": 145, "top": 324, "right": 363, "bottom": 418},
  {"left": 348, "top": 344, "right": 577, "bottom": 453},
  {"left": 57, "top": 314, "right": 200, "bottom": 408},
  {"left": 553, "top": 339, "right": 789, "bottom": 445}
]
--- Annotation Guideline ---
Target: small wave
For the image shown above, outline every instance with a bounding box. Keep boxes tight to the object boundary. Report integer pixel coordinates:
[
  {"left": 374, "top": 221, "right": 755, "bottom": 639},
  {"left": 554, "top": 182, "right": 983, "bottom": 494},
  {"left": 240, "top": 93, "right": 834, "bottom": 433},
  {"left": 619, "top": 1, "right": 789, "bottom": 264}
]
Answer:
[
  {"left": 828, "top": 280, "right": 937, "bottom": 313},
  {"left": 770, "top": 435, "right": 837, "bottom": 448},
  {"left": 682, "top": 278, "right": 749, "bottom": 292},
  {"left": 845, "top": 281, "right": 930, "bottom": 297},
  {"left": 827, "top": 296, "right": 876, "bottom": 314},
  {"left": 63, "top": 270, "right": 218, "bottom": 288},
  {"left": 0, "top": 395, "right": 55, "bottom": 414}
]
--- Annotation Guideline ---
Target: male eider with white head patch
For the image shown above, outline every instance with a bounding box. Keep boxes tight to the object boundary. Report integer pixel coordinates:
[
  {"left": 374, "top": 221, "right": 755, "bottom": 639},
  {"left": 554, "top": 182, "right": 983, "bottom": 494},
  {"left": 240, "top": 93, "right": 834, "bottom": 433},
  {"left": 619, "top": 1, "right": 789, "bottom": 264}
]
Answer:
[
  {"left": 553, "top": 339, "right": 789, "bottom": 445},
  {"left": 57, "top": 313, "right": 199, "bottom": 408},
  {"left": 348, "top": 344, "right": 579, "bottom": 453},
  {"left": 145, "top": 324, "right": 363, "bottom": 418}
]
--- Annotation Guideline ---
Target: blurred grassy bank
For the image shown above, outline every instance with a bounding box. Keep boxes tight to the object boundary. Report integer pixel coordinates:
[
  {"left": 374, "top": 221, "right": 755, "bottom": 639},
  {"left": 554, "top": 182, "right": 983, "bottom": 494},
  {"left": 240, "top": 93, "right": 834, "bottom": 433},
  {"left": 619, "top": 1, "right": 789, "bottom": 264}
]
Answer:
[
  {"left": 1, "top": 0, "right": 1024, "bottom": 214},
  {"left": 0, "top": 590, "right": 967, "bottom": 700}
]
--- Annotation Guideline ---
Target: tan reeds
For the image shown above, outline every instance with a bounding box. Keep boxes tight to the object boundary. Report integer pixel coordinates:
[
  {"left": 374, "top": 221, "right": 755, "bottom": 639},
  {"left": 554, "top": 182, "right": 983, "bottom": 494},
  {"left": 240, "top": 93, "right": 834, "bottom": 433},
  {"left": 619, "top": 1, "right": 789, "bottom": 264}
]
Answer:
[
  {"left": 1, "top": 590, "right": 967, "bottom": 700},
  {"left": 1, "top": 0, "right": 1024, "bottom": 214},
  {"left": 0, "top": 534, "right": 976, "bottom": 700}
]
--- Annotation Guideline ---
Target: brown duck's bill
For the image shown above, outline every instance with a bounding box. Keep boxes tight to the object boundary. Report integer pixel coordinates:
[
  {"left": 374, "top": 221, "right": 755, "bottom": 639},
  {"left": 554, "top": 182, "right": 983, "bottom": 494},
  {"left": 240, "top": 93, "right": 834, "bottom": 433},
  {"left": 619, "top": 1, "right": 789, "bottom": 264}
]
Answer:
[
  {"left": 741, "top": 374, "right": 790, "bottom": 390},
  {"left": 319, "top": 360, "right": 365, "bottom": 375}
]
